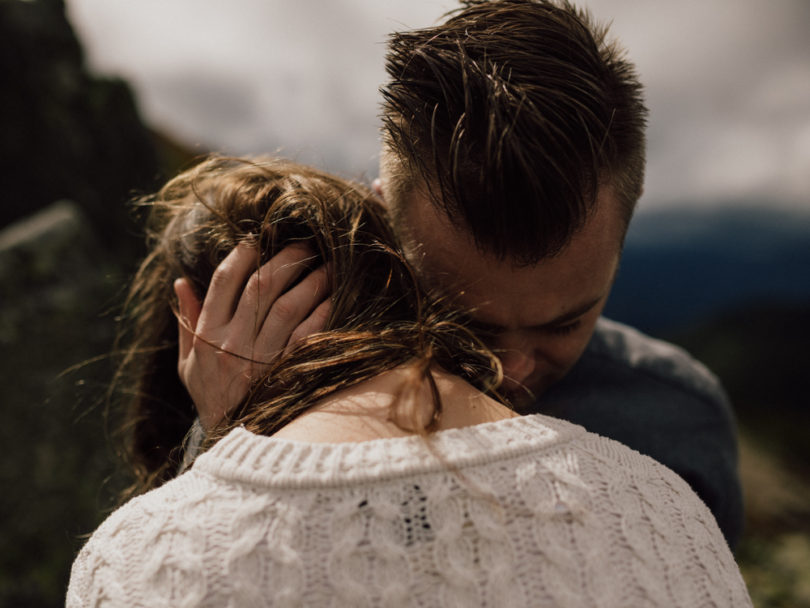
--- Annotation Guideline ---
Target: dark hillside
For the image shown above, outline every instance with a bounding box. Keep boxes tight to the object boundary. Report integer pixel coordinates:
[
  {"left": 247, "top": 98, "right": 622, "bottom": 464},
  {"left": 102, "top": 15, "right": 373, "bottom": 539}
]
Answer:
[
  {"left": 670, "top": 302, "right": 810, "bottom": 471},
  {"left": 0, "top": 0, "right": 160, "bottom": 257}
]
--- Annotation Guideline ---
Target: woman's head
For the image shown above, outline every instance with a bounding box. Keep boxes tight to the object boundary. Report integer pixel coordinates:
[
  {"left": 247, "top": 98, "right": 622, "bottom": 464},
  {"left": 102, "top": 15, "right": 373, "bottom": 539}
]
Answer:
[{"left": 117, "top": 156, "right": 500, "bottom": 492}]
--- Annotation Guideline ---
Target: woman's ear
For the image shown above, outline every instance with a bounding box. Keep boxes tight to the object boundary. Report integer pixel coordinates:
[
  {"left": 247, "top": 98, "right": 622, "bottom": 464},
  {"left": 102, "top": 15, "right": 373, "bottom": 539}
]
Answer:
[{"left": 174, "top": 278, "right": 202, "bottom": 359}]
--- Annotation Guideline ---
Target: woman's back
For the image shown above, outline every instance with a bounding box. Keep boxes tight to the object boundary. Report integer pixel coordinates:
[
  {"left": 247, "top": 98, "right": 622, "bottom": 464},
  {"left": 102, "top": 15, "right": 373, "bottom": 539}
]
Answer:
[{"left": 67, "top": 409, "right": 750, "bottom": 607}]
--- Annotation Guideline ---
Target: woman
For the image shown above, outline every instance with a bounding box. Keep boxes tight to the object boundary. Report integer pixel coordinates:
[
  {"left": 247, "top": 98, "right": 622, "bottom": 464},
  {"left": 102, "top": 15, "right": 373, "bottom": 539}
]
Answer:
[{"left": 68, "top": 156, "right": 751, "bottom": 607}]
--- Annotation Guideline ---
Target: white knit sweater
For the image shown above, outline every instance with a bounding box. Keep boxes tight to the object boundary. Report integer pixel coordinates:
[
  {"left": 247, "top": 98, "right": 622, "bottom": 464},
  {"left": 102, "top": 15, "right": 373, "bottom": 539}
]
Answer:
[{"left": 67, "top": 414, "right": 751, "bottom": 607}]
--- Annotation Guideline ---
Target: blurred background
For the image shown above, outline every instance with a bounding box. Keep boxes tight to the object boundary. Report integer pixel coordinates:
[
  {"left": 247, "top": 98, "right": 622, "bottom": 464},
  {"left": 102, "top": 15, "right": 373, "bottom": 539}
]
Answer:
[{"left": 1, "top": 0, "right": 808, "bottom": 605}]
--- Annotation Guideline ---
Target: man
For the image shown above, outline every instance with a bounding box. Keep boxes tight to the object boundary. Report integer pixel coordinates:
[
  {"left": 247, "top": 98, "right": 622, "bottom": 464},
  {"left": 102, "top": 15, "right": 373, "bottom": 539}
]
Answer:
[{"left": 175, "top": 0, "right": 742, "bottom": 546}]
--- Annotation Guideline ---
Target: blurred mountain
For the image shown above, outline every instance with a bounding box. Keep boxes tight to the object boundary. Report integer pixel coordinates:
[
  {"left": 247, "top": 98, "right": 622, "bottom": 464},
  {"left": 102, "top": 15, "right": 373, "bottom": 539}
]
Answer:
[
  {"left": 605, "top": 206, "right": 810, "bottom": 334},
  {"left": 0, "top": 0, "right": 199, "bottom": 259}
]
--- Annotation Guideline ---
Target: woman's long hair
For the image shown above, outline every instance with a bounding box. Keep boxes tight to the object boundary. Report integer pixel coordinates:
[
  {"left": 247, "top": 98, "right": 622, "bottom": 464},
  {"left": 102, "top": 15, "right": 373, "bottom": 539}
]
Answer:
[{"left": 113, "top": 156, "right": 502, "bottom": 495}]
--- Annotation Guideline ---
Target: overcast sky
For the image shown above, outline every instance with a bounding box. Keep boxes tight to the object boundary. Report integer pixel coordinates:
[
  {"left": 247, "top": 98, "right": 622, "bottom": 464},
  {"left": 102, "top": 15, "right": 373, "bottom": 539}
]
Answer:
[{"left": 66, "top": 0, "right": 810, "bottom": 212}]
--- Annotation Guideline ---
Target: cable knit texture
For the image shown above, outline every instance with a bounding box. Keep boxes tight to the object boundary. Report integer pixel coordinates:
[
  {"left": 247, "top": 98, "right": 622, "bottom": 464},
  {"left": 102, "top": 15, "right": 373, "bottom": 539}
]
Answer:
[{"left": 67, "top": 414, "right": 751, "bottom": 607}]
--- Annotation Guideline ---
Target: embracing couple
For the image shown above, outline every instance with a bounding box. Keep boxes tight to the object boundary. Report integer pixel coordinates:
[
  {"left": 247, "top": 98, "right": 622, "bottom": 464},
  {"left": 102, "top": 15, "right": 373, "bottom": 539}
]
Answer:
[{"left": 68, "top": 2, "right": 749, "bottom": 606}]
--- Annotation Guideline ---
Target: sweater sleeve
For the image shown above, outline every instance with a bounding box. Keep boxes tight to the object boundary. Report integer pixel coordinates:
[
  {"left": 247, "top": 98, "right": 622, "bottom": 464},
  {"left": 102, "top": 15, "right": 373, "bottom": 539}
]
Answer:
[
  {"left": 65, "top": 505, "right": 137, "bottom": 608},
  {"left": 66, "top": 524, "right": 127, "bottom": 608},
  {"left": 65, "top": 545, "right": 90, "bottom": 608},
  {"left": 64, "top": 484, "right": 210, "bottom": 608}
]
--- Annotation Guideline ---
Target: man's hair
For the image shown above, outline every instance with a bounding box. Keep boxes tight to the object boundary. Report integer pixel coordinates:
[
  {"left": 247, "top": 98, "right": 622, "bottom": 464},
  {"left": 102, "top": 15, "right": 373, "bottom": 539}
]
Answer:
[{"left": 381, "top": 0, "right": 648, "bottom": 263}]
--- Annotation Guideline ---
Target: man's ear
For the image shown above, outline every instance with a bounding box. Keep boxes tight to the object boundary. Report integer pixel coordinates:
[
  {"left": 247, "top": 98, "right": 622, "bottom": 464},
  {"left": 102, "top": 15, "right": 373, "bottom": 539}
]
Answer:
[
  {"left": 174, "top": 278, "right": 202, "bottom": 333},
  {"left": 372, "top": 178, "right": 385, "bottom": 200}
]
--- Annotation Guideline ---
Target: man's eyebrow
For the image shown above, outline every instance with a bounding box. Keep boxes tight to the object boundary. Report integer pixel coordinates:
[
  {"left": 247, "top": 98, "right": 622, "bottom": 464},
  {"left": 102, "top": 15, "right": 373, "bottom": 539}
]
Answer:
[
  {"left": 471, "top": 296, "right": 604, "bottom": 333},
  {"left": 533, "top": 296, "right": 603, "bottom": 329}
]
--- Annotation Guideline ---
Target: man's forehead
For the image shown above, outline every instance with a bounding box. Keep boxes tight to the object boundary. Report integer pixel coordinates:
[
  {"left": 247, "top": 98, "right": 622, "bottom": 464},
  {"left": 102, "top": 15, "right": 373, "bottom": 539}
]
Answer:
[
  {"left": 398, "top": 186, "right": 623, "bottom": 328},
  {"left": 398, "top": 180, "right": 625, "bottom": 253}
]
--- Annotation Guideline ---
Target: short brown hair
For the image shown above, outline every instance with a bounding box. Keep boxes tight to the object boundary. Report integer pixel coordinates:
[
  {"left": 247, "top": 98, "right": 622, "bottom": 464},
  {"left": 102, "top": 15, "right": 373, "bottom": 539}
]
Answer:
[
  {"left": 115, "top": 156, "right": 500, "bottom": 493},
  {"left": 381, "top": 0, "right": 647, "bottom": 263}
]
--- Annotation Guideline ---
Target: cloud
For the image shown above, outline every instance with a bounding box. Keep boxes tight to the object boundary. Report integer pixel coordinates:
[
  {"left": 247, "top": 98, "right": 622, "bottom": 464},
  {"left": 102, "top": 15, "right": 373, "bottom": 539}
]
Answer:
[
  {"left": 67, "top": 0, "right": 810, "bottom": 208},
  {"left": 593, "top": 0, "right": 810, "bottom": 209},
  {"left": 141, "top": 71, "right": 262, "bottom": 150},
  {"left": 67, "top": 0, "right": 454, "bottom": 176}
]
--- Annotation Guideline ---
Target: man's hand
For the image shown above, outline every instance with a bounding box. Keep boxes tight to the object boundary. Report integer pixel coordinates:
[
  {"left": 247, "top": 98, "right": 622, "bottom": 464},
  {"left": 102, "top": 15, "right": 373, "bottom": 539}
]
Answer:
[{"left": 174, "top": 242, "right": 332, "bottom": 430}]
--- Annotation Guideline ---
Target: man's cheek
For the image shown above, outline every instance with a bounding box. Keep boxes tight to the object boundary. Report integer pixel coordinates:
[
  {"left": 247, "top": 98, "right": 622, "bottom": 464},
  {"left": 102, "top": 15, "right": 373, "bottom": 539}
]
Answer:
[{"left": 542, "top": 336, "right": 590, "bottom": 371}]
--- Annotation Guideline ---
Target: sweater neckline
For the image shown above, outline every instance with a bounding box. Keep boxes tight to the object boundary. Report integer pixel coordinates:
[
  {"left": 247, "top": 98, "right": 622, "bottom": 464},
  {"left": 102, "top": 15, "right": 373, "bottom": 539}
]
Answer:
[{"left": 194, "top": 413, "right": 584, "bottom": 488}]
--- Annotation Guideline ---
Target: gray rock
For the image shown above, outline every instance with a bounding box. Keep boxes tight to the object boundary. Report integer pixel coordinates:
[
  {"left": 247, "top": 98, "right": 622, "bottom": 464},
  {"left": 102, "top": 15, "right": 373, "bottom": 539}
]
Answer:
[
  {"left": 0, "top": 200, "right": 88, "bottom": 284},
  {"left": 0, "top": 200, "right": 127, "bottom": 607}
]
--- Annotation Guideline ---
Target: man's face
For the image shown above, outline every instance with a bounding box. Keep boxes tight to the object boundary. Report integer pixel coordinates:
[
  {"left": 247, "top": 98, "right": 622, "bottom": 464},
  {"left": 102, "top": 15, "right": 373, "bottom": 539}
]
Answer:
[{"left": 390, "top": 184, "right": 624, "bottom": 406}]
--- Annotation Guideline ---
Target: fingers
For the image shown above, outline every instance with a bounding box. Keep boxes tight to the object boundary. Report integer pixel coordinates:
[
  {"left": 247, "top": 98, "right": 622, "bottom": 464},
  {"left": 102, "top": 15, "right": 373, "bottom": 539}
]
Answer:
[
  {"left": 254, "top": 264, "right": 331, "bottom": 356},
  {"left": 200, "top": 242, "right": 260, "bottom": 329},
  {"left": 284, "top": 299, "right": 333, "bottom": 355},
  {"left": 177, "top": 241, "right": 328, "bottom": 432},
  {"left": 232, "top": 244, "right": 316, "bottom": 332},
  {"left": 179, "top": 240, "right": 329, "bottom": 400}
]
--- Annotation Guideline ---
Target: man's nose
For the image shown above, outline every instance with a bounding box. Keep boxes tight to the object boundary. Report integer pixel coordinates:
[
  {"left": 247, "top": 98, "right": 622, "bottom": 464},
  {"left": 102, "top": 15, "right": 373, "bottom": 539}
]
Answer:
[{"left": 496, "top": 338, "right": 536, "bottom": 392}]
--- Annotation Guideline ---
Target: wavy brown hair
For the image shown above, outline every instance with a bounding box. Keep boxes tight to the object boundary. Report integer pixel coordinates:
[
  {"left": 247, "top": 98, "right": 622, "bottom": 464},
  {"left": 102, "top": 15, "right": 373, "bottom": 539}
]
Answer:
[{"left": 113, "top": 156, "right": 501, "bottom": 494}]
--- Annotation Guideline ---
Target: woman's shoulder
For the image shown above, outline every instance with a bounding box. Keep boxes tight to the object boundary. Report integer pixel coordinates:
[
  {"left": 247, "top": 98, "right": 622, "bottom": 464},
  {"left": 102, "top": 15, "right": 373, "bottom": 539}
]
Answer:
[{"left": 66, "top": 473, "right": 212, "bottom": 606}]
